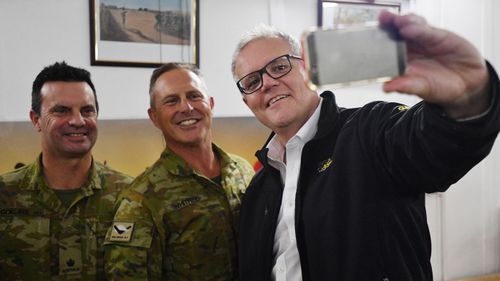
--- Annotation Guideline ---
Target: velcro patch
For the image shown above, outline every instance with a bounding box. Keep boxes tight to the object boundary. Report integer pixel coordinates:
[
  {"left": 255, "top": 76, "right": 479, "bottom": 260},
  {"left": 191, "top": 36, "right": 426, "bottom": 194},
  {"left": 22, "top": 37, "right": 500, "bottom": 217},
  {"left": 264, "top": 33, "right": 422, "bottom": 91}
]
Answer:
[{"left": 109, "top": 222, "right": 135, "bottom": 242}]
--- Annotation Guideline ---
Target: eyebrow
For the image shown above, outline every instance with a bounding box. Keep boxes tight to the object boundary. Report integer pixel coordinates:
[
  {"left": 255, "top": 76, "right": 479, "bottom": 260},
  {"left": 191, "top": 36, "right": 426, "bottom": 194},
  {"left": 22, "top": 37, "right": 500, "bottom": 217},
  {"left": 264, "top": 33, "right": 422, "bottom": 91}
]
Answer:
[
  {"left": 50, "top": 104, "right": 96, "bottom": 110},
  {"left": 49, "top": 104, "right": 70, "bottom": 111},
  {"left": 186, "top": 90, "right": 203, "bottom": 95},
  {"left": 81, "top": 105, "right": 97, "bottom": 110},
  {"left": 160, "top": 94, "right": 178, "bottom": 102}
]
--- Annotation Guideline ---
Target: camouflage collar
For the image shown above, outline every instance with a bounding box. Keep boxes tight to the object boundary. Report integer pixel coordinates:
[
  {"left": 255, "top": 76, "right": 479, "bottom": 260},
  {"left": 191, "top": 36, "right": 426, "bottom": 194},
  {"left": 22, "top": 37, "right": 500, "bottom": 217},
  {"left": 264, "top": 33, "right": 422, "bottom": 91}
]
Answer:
[
  {"left": 158, "top": 143, "right": 236, "bottom": 177},
  {"left": 21, "top": 154, "right": 103, "bottom": 193}
]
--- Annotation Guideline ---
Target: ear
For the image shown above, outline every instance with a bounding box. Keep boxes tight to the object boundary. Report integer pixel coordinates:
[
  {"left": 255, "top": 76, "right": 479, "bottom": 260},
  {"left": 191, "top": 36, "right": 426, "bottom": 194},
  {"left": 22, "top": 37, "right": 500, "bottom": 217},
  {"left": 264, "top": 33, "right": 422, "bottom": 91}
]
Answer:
[
  {"left": 147, "top": 107, "right": 160, "bottom": 129},
  {"left": 209, "top": 96, "right": 214, "bottom": 110},
  {"left": 298, "top": 62, "right": 312, "bottom": 85},
  {"left": 29, "top": 110, "right": 41, "bottom": 132}
]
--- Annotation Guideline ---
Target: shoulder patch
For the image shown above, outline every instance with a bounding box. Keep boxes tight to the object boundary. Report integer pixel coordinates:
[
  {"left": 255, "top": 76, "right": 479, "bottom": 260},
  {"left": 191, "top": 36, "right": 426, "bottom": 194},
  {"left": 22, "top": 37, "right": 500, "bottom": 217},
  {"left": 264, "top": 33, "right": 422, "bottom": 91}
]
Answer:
[{"left": 109, "top": 222, "right": 135, "bottom": 242}]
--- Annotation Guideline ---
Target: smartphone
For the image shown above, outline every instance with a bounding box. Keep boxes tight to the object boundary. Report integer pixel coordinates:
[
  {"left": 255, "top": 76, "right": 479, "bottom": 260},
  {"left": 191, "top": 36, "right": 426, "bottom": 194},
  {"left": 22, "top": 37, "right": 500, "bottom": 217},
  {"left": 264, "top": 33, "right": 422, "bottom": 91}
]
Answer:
[{"left": 302, "top": 24, "right": 406, "bottom": 89}]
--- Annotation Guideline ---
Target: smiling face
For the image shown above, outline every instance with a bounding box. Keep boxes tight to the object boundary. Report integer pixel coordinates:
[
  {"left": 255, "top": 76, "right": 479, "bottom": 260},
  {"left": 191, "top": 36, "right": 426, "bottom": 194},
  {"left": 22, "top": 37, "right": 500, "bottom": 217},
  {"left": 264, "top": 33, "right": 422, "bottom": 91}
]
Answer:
[
  {"left": 148, "top": 68, "right": 214, "bottom": 149},
  {"left": 234, "top": 37, "right": 320, "bottom": 143},
  {"left": 30, "top": 81, "right": 98, "bottom": 159}
]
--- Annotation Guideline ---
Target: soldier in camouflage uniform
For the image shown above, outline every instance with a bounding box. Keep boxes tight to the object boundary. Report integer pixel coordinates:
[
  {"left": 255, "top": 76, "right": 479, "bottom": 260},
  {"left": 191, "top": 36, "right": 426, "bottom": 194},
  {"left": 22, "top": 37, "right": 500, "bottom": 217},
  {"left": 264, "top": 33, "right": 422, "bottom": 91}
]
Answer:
[
  {"left": 104, "top": 63, "right": 254, "bottom": 280},
  {"left": 0, "top": 62, "right": 133, "bottom": 280}
]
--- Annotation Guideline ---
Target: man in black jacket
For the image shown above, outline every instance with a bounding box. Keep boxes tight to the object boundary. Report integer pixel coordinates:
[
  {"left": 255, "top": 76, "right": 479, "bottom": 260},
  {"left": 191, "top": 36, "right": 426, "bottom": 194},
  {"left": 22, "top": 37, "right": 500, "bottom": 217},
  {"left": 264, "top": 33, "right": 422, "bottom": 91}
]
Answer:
[{"left": 230, "top": 10, "right": 500, "bottom": 281}]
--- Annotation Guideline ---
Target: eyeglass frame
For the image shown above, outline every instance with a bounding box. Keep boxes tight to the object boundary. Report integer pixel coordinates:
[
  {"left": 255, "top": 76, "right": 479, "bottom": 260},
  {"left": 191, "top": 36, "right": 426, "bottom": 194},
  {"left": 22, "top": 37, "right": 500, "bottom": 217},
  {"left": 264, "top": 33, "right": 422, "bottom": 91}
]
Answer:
[{"left": 236, "top": 54, "right": 302, "bottom": 95}]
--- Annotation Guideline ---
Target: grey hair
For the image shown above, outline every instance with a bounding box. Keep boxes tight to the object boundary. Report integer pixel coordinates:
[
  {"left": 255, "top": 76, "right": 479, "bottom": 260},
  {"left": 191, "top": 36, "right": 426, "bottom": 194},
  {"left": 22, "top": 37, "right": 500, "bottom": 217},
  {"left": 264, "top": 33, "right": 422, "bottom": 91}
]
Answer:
[
  {"left": 149, "top": 62, "right": 208, "bottom": 108},
  {"left": 231, "top": 24, "right": 301, "bottom": 80}
]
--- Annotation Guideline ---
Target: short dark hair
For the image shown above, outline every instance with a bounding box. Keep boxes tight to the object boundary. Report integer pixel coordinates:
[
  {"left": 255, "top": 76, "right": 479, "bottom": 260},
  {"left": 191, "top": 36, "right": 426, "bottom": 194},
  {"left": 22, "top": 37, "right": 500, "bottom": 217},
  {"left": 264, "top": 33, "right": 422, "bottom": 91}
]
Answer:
[
  {"left": 31, "top": 61, "right": 98, "bottom": 115},
  {"left": 149, "top": 63, "right": 201, "bottom": 107}
]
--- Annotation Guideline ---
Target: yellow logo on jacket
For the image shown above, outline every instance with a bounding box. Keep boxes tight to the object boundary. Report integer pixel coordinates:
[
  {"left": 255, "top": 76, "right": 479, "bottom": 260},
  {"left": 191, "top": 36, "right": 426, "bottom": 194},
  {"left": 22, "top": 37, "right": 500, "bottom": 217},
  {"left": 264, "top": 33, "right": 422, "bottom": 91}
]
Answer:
[
  {"left": 318, "top": 158, "right": 333, "bottom": 173},
  {"left": 397, "top": 105, "right": 409, "bottom": 111}
]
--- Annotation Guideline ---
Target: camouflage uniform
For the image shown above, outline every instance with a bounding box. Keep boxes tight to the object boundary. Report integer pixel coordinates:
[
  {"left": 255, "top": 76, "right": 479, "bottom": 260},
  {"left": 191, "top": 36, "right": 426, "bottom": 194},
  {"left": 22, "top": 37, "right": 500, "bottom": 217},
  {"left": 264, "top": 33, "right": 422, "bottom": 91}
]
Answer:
[
  {"left": 104, "top": 144, "right": 254, "bottom": 281},
  {"left": 0, "top": 154, "right": 133, "bottom": 281}
]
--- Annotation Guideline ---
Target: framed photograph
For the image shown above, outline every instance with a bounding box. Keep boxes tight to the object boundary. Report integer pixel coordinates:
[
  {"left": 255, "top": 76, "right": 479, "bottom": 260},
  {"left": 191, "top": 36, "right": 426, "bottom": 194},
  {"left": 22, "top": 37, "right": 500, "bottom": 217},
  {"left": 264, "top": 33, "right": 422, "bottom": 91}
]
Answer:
[
  {"left": 318, "top": 1, "right": 400, "bottom": 28},
  {"left": 89, "top": 0, "right": 199, "bottom": 67}
]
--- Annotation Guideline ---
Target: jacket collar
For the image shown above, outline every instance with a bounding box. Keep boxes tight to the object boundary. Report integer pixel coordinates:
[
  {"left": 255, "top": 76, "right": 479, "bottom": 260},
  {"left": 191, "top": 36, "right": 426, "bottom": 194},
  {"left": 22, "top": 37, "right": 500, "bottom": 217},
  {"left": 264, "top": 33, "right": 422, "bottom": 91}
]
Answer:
[{"left": 255, "top": 91, "right": 340, "bottom": 167}]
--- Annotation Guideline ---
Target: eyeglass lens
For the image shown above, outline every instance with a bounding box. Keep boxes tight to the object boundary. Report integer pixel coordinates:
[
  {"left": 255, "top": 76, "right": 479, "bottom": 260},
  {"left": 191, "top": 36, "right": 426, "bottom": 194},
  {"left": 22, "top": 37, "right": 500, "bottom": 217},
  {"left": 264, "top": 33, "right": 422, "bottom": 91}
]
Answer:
[{"left": 239, "top": 55, "right": 292, "bottom": 94}]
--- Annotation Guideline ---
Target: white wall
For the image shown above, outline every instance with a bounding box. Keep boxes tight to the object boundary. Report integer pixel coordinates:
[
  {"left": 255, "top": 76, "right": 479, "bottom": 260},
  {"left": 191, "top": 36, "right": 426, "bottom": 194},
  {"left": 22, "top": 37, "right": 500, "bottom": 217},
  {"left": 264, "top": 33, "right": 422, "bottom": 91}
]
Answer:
[
  {"left": 412, "top": 1, "right": 500, "bottom": 280},
  {"left": 1, "top": 0, "right": 500, "bottom": 280},
  {"left": 0, "top": 0, "right": 410, "bottom": 121},
  {"left": 0, "top": 1, "right": 147, "bottom": 120},
  {"left": 0, "top": 0, "right": 315, "bottom": 121}
]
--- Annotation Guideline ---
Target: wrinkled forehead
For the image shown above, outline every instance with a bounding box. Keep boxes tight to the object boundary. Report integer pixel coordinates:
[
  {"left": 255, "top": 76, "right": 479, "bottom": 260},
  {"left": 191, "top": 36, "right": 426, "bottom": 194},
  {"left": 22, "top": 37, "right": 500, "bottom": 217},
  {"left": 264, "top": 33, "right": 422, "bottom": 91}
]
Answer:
[{"left": 235, "top": 37, "right": 294, "bottom": 78}]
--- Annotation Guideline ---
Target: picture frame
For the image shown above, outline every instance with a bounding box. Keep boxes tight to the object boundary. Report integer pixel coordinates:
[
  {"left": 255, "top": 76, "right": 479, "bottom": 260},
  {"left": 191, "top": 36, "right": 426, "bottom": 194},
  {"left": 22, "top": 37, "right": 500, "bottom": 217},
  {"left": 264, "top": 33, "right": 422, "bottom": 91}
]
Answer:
[
  {"left": 318, "top": 1, "right": 400, "bottom": 28},
  {"left": 89, "top": 0, "right": 199, "bottom": 67}
]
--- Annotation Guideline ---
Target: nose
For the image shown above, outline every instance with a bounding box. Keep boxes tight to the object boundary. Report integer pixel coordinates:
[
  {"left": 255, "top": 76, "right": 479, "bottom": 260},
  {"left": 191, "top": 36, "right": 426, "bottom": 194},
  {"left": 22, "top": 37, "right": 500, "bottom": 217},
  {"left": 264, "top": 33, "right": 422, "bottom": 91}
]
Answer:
[
  {"left": 260, "top": 72, "right": 279, "bottom": 93},
  {"left": 68, "top": 111, "right": 85, "bottom": 127},
  {"left": 180, "top": 98, "right": 194, "bottom": 112}
]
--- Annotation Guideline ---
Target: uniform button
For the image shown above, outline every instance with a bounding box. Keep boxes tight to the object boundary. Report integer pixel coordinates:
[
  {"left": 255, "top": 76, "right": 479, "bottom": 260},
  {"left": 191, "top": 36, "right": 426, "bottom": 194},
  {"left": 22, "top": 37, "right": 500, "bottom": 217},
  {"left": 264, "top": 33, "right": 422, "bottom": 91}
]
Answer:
[{"left": 288, "top": 201, "right": 294, "bottom": 207}]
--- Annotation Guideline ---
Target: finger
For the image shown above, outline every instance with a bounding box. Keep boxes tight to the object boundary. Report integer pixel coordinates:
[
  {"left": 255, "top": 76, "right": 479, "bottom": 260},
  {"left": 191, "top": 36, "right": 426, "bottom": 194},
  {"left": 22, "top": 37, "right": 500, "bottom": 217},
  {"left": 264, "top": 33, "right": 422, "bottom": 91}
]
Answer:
[
  {"left": 384, "top": 62, "right": 432, "bottom": 96},
  {"left": 393, "top": 13, "right": 427, "bottom": 29},
  {"left": 393, "top": 15, "right": 451, "bottom": 51},
  {"left": 378, "top": 10, "right": 397, "bottom": 26},
  {"left": 380, "top": 12, "right": 433, "bottom": 44},
  {"left": 379, "top": 12, "right": 426, "bottom": 30},
  {"left": 383, "top": 75, "right": 429, "bottom": 97}
]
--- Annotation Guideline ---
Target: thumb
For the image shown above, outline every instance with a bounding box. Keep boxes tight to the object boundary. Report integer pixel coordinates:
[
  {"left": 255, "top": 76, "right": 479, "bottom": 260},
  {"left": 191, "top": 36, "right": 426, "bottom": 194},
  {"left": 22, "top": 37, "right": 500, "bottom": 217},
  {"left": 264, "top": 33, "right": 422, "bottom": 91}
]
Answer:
[{"left": 383, "top": 75, "right": 429, "bottom": 97}]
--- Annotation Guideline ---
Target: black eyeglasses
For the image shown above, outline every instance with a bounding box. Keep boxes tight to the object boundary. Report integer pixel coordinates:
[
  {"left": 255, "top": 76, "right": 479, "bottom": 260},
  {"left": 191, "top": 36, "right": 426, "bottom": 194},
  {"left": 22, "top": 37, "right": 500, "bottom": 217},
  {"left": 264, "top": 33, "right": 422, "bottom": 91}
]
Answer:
[{"left": 236, "top": 54, "right": 302, "bottom": 95}]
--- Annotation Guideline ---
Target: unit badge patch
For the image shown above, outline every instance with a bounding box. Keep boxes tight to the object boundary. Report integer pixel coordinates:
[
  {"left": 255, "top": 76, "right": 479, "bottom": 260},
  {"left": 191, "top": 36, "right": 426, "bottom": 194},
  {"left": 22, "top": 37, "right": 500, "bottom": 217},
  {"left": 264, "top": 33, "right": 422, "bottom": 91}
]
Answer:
[{"left": 109, "top": 222, "right": 135, "bottom": 242}]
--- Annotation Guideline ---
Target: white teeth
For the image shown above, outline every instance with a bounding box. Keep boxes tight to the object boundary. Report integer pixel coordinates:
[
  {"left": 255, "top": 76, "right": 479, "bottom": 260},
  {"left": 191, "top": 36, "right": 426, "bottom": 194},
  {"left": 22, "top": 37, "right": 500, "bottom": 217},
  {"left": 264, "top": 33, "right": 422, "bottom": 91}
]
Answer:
[
  {"left": 269, "top": 95, "right": 287, "bottom": 105},
  {"left": 179, "top": 119, "right": 197, "bottom": 126},
  {"left": 67, "top": 133, "right": 84, "bottom": 136}
]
